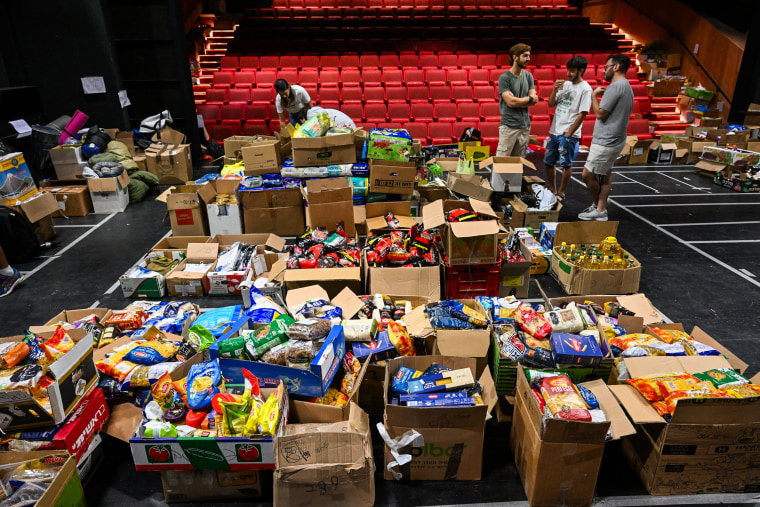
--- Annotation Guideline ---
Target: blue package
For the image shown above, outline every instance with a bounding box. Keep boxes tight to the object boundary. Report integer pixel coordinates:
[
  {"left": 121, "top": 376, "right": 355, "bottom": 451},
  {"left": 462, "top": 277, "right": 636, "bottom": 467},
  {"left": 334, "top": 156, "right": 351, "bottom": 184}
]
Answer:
[
  {"left": 392, "top": 366, "right": 423, "bottom": 395},
  {"left": 263, "top": 173, "right": 283, "bottom": 187},
  {"left": 193, "top": 305, "right": 244, "bottom": 338},
  {"left": 283, "top": 157, "right": 294, "bottom": 168},
  {"left": 246, "top": 307, "right": 280, "bottom": 325},
  {"left": 352, "top": 331, "right": 397, "bottom": 362},
  {"left": 550, "top": 333, "right": 604, "bottom": 367},
  {"left": 351, "top": 162, "right": 369, "bottom": 177},
  {"left": 400, "top": 391, "right": 475, "bottom": 407},
  {"left": 186, "top": 359, "right": 222, "bottom": 411},
  {"left": 353, "top": 196, "right": 367, "bottom": 205},
  {"left": 123, "top": 342, "right": 173, "bottom": 365},
  {"left": 576, "top": 384, "right": 600, "bottom": 409}
]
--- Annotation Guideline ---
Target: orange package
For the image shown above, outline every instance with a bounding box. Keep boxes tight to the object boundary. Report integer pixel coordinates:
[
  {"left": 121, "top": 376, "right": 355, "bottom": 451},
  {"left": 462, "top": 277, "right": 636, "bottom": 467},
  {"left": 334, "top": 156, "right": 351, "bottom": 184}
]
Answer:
[
  {"left": 664, "top": 388, "right": 731, "bottom": 415},
  {"left": 42, "top": 327, "right": 75, "bottom": 361},
  {"left": 3, "top": 342, "right": 30, "bottom": 369},
  {"left": 609, "top": 333, "right": 657, "bottom": 351},
  {"left": 649, "top": 327, "right": 692, "bottom": 344},
  {"left": 387, "top": 320, "right": 415, "bottom": 357},
  {"left": 103, "top": 310, "right": 147, "bottom": 331},
  {"left": 626, "top": 372, "right": 700, "bottom": 402},
  {"left": 727, "top": 384, "right": 760, "bottom": 398}
]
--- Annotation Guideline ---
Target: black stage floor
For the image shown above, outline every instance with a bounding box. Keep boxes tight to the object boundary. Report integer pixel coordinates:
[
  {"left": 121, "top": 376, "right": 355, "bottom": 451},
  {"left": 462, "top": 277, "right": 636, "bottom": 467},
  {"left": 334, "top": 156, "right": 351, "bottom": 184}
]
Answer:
[{"left": 2, "top": 159, "right": 759, "bottom": 506}]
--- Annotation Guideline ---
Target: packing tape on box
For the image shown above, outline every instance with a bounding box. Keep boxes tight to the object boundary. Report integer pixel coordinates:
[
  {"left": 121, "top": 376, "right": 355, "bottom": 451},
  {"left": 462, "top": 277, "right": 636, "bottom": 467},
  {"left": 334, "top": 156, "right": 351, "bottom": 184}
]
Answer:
[{"left": 376, "top": 423, "right": 423, "bottom": 481}]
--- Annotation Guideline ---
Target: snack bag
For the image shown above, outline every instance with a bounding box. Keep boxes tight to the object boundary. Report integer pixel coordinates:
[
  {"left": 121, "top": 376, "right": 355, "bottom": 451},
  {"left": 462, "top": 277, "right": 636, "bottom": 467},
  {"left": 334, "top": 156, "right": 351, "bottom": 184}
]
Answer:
[
  {"left": 152, "top": 372, "right": 179, "bottom": 410},
  {"left": 727, "top": 384, "right": 760, "bottom": 398},
  {"left": 387, "top": 320, "right": 415, "bottom": 356},
  {"left": 186, "top": 360, "right": 223, "bottom": 411},
  {"left": 122, "top": 362, "right": 180, "bottom": 389},
  {"left": 540, "top": 375, "right": 591, "bottom": 422},
  {"left": 649, "top": 327, "right": 693, "bottom": 344},
  {"left": 2, "top": 342, "right": 29, "bottom": 369},
  {"left": 41, "top": 327, "right": 75, "bottom": 361},
  {"left": 257, "top": 381, "right": 285, "bottom": 437},
  {"left": 514, "top": 304, "right": 552, "bottom": 339},
  {"left": 217, "top": 336, "right": 246, "bottom": 360},
  {"left": 626, "top": 372, "right": 700, "bottom": 402},
  {"left": 664, "top": 387, "right": 730, "bottom": 415},
  {"left": 96, "top": 342, "right": 142, "bottom": 381},
  {"left": 439, "top": 300, "right": 488, "bottom": 327},
  {"left": 694, "top": 368, "right": 750, "bottom": 389},
  {"left": 172, "top": 377, "right": 189, "bottom": 405}
]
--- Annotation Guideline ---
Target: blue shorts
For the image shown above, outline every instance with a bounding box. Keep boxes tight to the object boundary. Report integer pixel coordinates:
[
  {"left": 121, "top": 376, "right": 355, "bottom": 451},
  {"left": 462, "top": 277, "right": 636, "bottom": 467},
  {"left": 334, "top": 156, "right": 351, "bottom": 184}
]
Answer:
[{"left": 544, "top": 134, "right": 580, "bottom": 168}]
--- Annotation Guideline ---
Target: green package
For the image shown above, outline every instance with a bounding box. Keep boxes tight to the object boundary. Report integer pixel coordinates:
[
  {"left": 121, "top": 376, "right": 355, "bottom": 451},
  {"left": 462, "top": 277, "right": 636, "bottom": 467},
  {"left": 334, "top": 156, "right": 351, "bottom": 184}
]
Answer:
[
  {"left": 244, "top": 315, "right": 295, "bottom": 360},
  {"left": 187, "top": 324, "right": 215, "bottom": 352},
  {"left": 694, "top": 368, "right": 749, "bottom": 389},
  {"left": 217, "top": 336, "right": 247, "bottom": 359}
]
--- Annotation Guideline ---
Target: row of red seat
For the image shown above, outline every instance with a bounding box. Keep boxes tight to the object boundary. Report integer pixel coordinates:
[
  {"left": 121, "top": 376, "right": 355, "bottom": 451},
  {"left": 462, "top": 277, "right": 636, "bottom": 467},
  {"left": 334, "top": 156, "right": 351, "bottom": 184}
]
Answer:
[
  {"left": 253, "top": 6, "right": 576, "bottom": 19},
  {"left": 218, "top": 52, "right": 620, "bottom": 71},
  {"left": 207, "top": 118, "right": 651, "bottom": 148},
  {"left": 272, "top": 0, "right": 569, "bottom": 7}
]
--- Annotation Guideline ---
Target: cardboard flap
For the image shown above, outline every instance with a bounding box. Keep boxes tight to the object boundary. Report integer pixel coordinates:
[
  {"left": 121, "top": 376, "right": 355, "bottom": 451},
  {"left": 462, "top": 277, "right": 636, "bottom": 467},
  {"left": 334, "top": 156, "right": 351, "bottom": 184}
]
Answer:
[
  {"left": 103, "top": 401, "right": 143, "bottom": 442},
  {"left": 624, "top": 355, "right": 732, "bottom": 379},
  {"left": 405, "top": 305, "right": 435, "bottom": 338},
  {"left": 331, "top": 287, "right": 364, "bottom": 319},
  {"left": 554, "top": 221, "right": 619, "bottom": 246},
  {"left": 582, "top": 379, "right": 635, "bottom": 440},
  {"left": 449, "top": 220, "right": 500, "bottom": 238},
  {"left": 268, "top": 257, "right": 287, "bottom": 281},
  {"left": 436, "top": 329, "right": 490, "bottom": 357},
  {"left": 615, "top": 294, "right": 663, "bottom": 326},
  {"left": 213, "top": 178, "right": 241, "bottom": 194},
  {"left": 690, "top": 326, "right": 748, "bottom": 374},
  {"left": 422, "top": 199, "right": 446, "bottom": 230},
  {"left": 197, "top": 183, "right": 216, "bottom": 205},
  {"left": 286, "top": 284, "right": 330, "bottom": 311},
  {"left": 467, "top": 197, "right": 497, "bottom": 218},
  {"left": 366, "top": 214, "right": 416, "bottom": 232},
  {"left": 608, "top": 384, "right": 664, "bottom": 425},
  {"left": 695, "top": 160, "right": 726, "bottom": 173},
  {"left": 117, "top": 171, "right": 130, "bottom": 188},
  {"left": 155, "top": 186, "right": 175, "bottom": 203},
  {"left": 263, "top": 234, "right": 286, "bottom": 252},
  {"left": 477, "top": 365, "right": 498, "bottom": 413},
  {"left": 16, "top": 192, "right": 58, "bottom": 223},
  {"left": 187, "top": 242, "right": 218, "bottom": 261}
]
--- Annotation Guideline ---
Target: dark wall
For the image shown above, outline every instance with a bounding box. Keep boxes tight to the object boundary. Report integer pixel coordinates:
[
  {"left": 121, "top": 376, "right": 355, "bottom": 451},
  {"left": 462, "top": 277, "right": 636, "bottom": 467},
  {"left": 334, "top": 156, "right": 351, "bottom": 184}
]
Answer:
[{"left": 0, "top": 1, "right": 128, "bottom": 128}]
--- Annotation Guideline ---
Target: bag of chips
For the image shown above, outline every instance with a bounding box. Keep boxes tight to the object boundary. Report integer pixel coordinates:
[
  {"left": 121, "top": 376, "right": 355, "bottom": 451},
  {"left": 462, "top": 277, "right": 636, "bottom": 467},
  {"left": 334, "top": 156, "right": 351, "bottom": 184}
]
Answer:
[
  {"left": 540, "top": 375, "right": 591, "bottom": 422},
  {"left": 649, "top": 327, "right": 693, "bottom": 344},
  {"left": 626, "top": 372, "right": 701, "bottom": 402},
  {"left": 122, "top": 362, "right": 180, "bottom": 389},
  {"left": 152, "top": 372, "right": 180, "bottom": 411},
  {"left": 42, "top": 327, "right": 75, "bottom": 361},
  {"left": 257, "top": 381, "right": 284, "bottom": 436}
]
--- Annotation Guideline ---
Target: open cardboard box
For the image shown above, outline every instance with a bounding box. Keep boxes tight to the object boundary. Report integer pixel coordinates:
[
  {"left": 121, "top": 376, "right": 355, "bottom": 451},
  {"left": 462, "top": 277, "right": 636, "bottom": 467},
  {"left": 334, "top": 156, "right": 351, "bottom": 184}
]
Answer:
[
  {"left": 423, "top": 198, "right": 506, "bottom": 266},
  {"left": 145, "top": 143, "right": 193, "bottom": 184},
  {"left": 511, "top": 364, "right": 635, "bottom": 506},
  {"left": 302, "top": 178, "right": 356, "bottom": 237},
  {"left": 87, "top": 171, "right": 131, "bottom": 214},
  {"left": 31, "top": 307, "right": 112, "bottom": 334},
  {"left": 274, "top": 402, "right": 375, "bottom": 507},
  {"left": 480, "top": 156, "right": 536, "bottom": 193},
  {"left": 0, "top": 328, "right": 97, "bottom": 430},
  {"left": 119, "top": 252, "right": 169, "bottom": 298},
  {"left": 150, "top": 235, "right": 212, "bottom": 261},
  {"left": 446, "top": 173, "right": 494, "bottom": 202},
  {"left": 0, "top": 451, "right": 84, "bottom": 504},
  {"left": 166, "top": 242, "right": 219, "bottom": 297},
  {"left": 608, "top": 355, "right": 760, "bottom": 495},
  {"left": 156, "top": 184, "right": 211, "bottom": 237},
  {"left": 621, "top": 136, "right": 655, "bottom": 165},
  {"left": 381, "top": 356, "right": 497, "bottom": 481},
  {"left": 240, "top": 186, "right": 305, "bottom": 237},
  {"left": 205, "top": 179, "right": 243, "bottom": 236},
  {"left": 550, "top": 221, "right": 641, "bottom": 295},
  {"left": 206, "top": 233, "right": 285, "bottom": 295},
  {"left": 8, "top": 190, "right": 59, "bottom": 242}
]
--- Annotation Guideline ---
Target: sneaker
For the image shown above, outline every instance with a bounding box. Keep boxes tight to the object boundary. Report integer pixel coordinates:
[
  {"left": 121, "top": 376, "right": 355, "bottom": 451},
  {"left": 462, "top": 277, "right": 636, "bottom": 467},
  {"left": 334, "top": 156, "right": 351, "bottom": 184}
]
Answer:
[
  {"left": 580, "top": 203, "right": 597, "bottom": 214},
  {"left": 0, "top": 268, "right": 24, "bottom": 298},
  {"left": 578, "top": 208, "right": 608, "bottom": 221}
]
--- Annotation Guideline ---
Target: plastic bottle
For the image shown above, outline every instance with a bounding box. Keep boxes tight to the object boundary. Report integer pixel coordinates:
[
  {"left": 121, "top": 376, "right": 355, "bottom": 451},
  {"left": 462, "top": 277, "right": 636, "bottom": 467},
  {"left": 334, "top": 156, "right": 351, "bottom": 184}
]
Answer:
[
  {"left": 627, "top": 259, "right": 636, "bottom": 269},
  {"left": 560, "top": 241, "right": 567, "bottom": 255},
  {"left": 569, "top": 256, "right": 577, "bottom": 266},
  {"left": 578, "top": 255, "right": 587, "bottom": 268},
  {"left": 570, "top": 243, "right": 576, "bottom": 253},
  {"left": 615, "top": 259, "right": 624, "bottom": 270}
]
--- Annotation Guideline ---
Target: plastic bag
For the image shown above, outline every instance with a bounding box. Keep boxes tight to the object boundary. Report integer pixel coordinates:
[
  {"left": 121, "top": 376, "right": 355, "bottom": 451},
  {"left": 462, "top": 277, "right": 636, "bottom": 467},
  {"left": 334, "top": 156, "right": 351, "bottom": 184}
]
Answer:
[
  {"left": 540, "top": 375, "right": 591, "bottom": 422},
  {"left": 123, "top": 339, "right": 179, "bottom": 365},
  {"left": 187, "top": 360, "right": 223, "bottom": 411},
  {"left": 244, "top": 315, "right": 294, "bottom": 360},
  {"left": 626, "top": 372, "right": 700, "bottom": 402},
  {"left": 287, "top": 318, "right": 331, "bottom": 342},
  {"left": 514, "top": 304, "right": 552, "bottom": 339},
  {"left": 387, "top": 320, "right": 415, "bottom": 356},
  {"left": 455, "top": 156, "right": 474, "bottom": 175}
]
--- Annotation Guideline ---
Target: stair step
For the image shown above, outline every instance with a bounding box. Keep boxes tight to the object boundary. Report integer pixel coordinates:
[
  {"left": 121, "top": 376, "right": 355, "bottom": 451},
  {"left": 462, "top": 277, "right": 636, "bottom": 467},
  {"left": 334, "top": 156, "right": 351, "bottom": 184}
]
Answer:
[
  {"left": 651, "top": 113, "right": 682, "bottom": 121},
  {"left": 199, "top": 55, "right": 221, "bottom": 62},
  {"left": 208, "top": 42, "right": 228, "bottom": 50},
  {"left": 207, "top": 49, "right": 227, "bottom": 55}
]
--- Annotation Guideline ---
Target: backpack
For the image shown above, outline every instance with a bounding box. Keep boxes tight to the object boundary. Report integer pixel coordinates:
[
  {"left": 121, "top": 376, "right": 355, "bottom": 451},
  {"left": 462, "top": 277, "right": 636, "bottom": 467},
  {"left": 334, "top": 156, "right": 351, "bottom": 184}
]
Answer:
[{"left": 0, "top": 205, "right": 41, "bottom": 264}]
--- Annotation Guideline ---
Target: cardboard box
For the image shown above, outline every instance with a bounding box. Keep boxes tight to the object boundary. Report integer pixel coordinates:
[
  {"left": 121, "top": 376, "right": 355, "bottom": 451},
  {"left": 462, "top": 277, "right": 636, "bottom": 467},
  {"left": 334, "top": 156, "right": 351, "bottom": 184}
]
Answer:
[
  {"left": 204, "top": 179, "right": 243, "bottom": 236},
  {"left": 701, "top": 145, "right": 759, "bottom": 167},
  {"left": 499, "top": 240, "right": 532, "bottom": 298},
  {"left": 39, "top": 183, "right": 93, "bottom": 217},
  {"left": 103, "top": 129, "right": 136, "bottom": 156},
  {"left": 623, "top": 136, "right": 655, "bottom": 165},
  {"left": 647, "top": 141, "right": 687, "bottom": 165},
  {"left": 242, "top": 138, "right": 283, "bottom": 174},
  {"left": 224, "top": 134, "right": 275, "bottom": 159},
  {"left": 120, "top": 252, "right": 169, "bottom": 298},
  {"left": 705, "top": 129, "right": 750, "bottom": 144},
  {"left": 358, "top": 363, "right": 386, "bottom": 418},
  {"left": 0, "top": 153, "right": 38, "bottom": 205},
  {"left": 550, "top": 221, "right": 641, "bottom": 295},
  {"left": 8, "top": 191, "right": 59, "bottom": 242},
  {"left": 423, "top": 198, "right": 506, "bottom": 266},
  {"left": 0, "top": 452, "right": 84, "bottom": 505},
  {"left": 363, "top": 251, "right": 442, "bottom": 301},
  {"left": 481, "top": 156, "right": 536, "bottom": 193},
  {"left": 509, "top": 196, "right": 561, "bottom": 230},
  {"left": 677, "top": 138, "right": 716, "bottom": 164},
  {"left": 0, "top": 328, "right": 97, "bottom": 429},
  {"left": 150, "top": 235, "right": 211, "bottom": 261},
  {"left": 303, "top": 178, "right": 356, "bottom": 237},
  {"left": 511, "top": 366, "right": 635, "bottom": 506},
  {"left": 427, "top": 157, "right": 460, "bottom": 173},
  {"left": 368, "top": 159, "right": 416, "bottom": 195},
  {"left": 647, "top": 78, "right": 685, "bottom": 97},
  {"left": 166, "top": 243, "right": 218, "bottom": 296},
  {"left": 274, "top": 402, "right": 374, "bottom": 507},
  {"left": 744, "top": 102, "right": 760, "bottom": 125},
  {"left": 207, "top": 233, "right": 285, "bottom": 295},
  {"left": 145, "top": 143, "right": 193, "bottom": 184},
  {"left": 157, "top": 184, "right": 211, "bottom": 236},
  {"left": 34, "top": 307, "right": 112, "bottom": 334},
  {"left": 240, "top": 187, "right": 305, "bottom": 237},
  {"left": 446, "top": 173, "right": 494, "bottom": 201},
  {"left": 120, "top": 355, "right": 288, "bottom": 471},
  {"left": 381, "top": 356, "right": 497, "bottom": 481},
  {"left": 49, "top": 145, "right": 87, "bottom": 180},
  {"left": 609, "top": 355, "right": 760, "bottom": 495},
  {"left": 292, "top": 133, "right": 356, "bottom": 167},
  {"left": 713, "top": 167, "right": 760, "bottom": 193},
  {"left": 417, "top": 184, "right": 450, "bottom": 204},
  {"left": 87, "top": 171, "right": 130, "bottom": 214},
  {"left": 151, "top": 125, "right": 186, "bottom": 146},
  {"left": 162, "top": 469, "right": 263, "bottom": 503}
]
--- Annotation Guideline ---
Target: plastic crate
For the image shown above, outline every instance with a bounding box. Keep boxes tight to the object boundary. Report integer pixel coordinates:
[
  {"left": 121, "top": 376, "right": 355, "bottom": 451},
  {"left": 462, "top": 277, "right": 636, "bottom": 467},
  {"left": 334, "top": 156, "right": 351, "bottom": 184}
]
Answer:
[{"left": 445, "top": 262, "right": 500, "bottom": 299}]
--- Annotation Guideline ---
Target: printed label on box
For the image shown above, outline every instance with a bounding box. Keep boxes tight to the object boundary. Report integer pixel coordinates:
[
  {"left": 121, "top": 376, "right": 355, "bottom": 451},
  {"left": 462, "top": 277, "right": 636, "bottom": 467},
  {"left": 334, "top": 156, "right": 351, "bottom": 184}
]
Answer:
[{"left": 174, "top": 209, "right": 195, "bottom": 226}]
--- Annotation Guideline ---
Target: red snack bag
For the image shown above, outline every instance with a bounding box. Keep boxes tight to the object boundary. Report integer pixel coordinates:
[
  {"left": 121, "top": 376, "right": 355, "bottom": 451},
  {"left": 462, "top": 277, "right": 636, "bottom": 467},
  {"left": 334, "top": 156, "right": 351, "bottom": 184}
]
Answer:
[
  {"left": 539, "top": 375, "right": 591, "bottom": 422},
  {"left": 387, "top": 320, "right": 415, "bottom": 356},
  {"left": 514, "top": 305, "right": 552, "bottom": 339}
]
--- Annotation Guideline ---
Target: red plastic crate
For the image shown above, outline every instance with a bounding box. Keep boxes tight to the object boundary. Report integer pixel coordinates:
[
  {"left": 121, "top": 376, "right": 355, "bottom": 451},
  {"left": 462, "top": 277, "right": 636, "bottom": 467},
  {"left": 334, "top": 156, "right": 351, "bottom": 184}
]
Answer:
[{"left": 445, "top": 262, "right": 501, "bottom": 299}]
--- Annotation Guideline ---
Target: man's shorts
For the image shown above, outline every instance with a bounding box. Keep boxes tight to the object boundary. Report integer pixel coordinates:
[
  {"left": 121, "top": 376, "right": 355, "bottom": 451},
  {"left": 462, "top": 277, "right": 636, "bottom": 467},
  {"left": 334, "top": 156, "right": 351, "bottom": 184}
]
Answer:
[
  {"left": 544, "top": 134, "right": 580, "bottom": 168},
  {"left": 586, "top": 142, "right": 626, "bottom": 175},
  {"left": 496, "top": 125, "right": 530, "bottom": 157}
]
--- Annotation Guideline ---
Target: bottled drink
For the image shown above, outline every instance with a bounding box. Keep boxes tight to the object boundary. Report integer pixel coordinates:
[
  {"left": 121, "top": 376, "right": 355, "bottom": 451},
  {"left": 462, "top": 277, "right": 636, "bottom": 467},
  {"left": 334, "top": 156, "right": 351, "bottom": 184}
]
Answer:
[
  {"left": 569, "top": 256, "right": 577, "bottom": 266},
  {"left": 615, "top": 259, "right": 624, "bottom": 270},
  {"left": 560, "top": 241, "right": 567, "bottom": 255},
  {"left": 627, "top": 259, "right": 636, "bottom": 269},
  {"left": 570, "top": 243, "right": 576, "bottom": 252}
]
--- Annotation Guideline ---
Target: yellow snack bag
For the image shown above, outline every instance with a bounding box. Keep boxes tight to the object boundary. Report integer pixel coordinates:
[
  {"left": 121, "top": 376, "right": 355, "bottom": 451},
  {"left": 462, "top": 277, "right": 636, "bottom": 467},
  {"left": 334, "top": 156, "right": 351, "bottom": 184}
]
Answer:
[{"left": 257, "top": 381, "right": 284, "bottom": 437}]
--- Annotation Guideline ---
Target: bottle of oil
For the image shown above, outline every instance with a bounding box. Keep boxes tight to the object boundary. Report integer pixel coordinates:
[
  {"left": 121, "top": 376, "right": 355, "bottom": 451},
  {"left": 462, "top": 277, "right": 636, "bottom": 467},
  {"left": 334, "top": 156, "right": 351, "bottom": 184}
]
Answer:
[
  {"left": 615, "top": 259, "right": 624, "bottom": 270},
  {"left": 569, "top": 256, "right": 577, "bottom": 266},
  {"left": 578, "top": 255, "right": 586, "bottom": 268},
  {"left": 587, "top": 253, "right": 598, "bottom": 270},
  {"left": 560, "top": 241, "right": 567, "bottom": 255},
  {"left": 627, "top": 259, "right": 636, "bottom": 269}
]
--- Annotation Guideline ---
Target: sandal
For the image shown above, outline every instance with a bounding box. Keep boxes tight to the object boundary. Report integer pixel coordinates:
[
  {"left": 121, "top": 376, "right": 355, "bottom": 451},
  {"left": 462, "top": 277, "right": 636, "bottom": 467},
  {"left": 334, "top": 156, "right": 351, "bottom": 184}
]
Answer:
[{"left": 555, "top": 193, "right": 566, "bottom": 204}]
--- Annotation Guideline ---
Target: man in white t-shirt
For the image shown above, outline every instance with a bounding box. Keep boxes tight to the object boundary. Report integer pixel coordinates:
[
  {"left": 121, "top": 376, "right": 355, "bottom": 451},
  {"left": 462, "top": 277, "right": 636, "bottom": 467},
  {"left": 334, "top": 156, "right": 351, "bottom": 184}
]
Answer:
[
  {"left": 275, "top": 79, "right": 312, "bottom": 126},
  {"left": 544, "top": 56, "right": 592, "bottom": 204}
]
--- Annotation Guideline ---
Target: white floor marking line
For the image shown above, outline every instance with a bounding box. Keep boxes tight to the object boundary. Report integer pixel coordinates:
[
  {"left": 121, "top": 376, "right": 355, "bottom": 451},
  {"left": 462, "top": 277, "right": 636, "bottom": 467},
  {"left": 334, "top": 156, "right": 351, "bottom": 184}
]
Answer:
[
  {"left": 656, "top": 170, "right": 710, "bottom": 191},
  {"left": 611, "top": 193, "right": 738, "bottom": 198},
  {"left": 686, "top": 240, "right": 760, "bottom": 244},
  {"left": 658, "top": 221, "right": 760, "bottom": 227},
  {"left": 54, "top": 224, "right": 97, "bottom": 228},
  {"left": 625, "top": 202, "right": 760, "bottom": 208},
  {"left": 616, "top": 173, "right": 661, "bottom": 193},
  {"left": 740, "top": 269, "right": 756, "bottom": 277},
  {"left": 570, "top": 175, "right": 760, "bottom": 289},
  {"left": 89, "top": 300, "right": 101, "bottom": 308},
  {"left": 20, "top": 256, "right": 60, "bottom": 278},
  {"left": 614, "top": 169, "right": 701, "bottom": 173},
  {"left": 104, "top": 281, "right": 121, "bottom": 295}
]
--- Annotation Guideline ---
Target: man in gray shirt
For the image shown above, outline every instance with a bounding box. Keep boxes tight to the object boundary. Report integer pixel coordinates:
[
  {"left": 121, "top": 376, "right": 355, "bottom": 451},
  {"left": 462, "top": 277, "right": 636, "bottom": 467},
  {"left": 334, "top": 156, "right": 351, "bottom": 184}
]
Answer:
[
  {"left": 578, "top": 54, "right": 634, "bottom": 221},
  {"left": 497, "top": 43, "right": 538, "bottom": 158}
]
